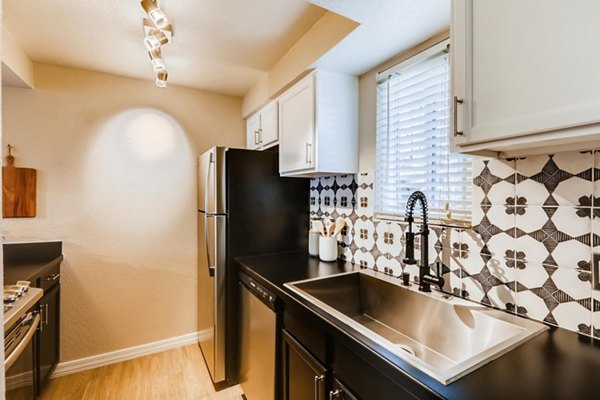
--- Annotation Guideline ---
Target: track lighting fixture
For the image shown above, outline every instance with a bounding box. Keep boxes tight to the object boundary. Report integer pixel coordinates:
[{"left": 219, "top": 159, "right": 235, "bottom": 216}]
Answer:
[
  {"left": 155, "top": 71, "right": 168, "bottom": 88},
  {"left": 141, "top": 0, "right": 169, "bottom": 29},
  {"left": 140, "top": 1, "right": 173, "bottom": 87}
]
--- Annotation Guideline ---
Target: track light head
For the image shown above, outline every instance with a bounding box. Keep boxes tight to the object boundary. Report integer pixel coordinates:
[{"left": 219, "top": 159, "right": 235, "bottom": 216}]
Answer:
[
  {"left": 155, "top": 70, "right": 168, "bottom": 88},
  {"left": 143, "top": 30, "right": 169, "bottom": 52},
  {"left": 141, "top": 0, "right": 169, "bottom": 28},
  {"left": 148, "top": 49, "right": 166, "bottom": 72}
]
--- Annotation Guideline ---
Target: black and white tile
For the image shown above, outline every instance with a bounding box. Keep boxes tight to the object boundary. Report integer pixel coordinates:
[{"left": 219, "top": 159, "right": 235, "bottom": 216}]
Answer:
[
  {"left": 516, "top": 262, "right": 591, "bottom": 333},
  {"left": 514, "top": 206, "right": 591, "bottom": 267},
  {"left": 515, "top": 152, "right": 593, "bottom": 206}
]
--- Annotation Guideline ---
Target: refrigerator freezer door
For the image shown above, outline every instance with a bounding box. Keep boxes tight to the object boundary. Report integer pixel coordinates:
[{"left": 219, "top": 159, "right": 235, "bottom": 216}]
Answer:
[
  {"left": 198, "top": 212, "right": 227, "bottom": 383},
  {"left": 198, "top": 147, "right": 227, "bottom": 214}
]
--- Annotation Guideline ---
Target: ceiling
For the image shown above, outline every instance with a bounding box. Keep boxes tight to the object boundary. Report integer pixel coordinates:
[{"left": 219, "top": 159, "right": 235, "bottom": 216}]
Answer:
[
  {"left": 3, "top": 0, "right": 327, "bottom": 96},
  {"left": 311, "top": 0, "right": 450, "bottom": 75},
  {"left": 3, "top": 0, "right": 450, "bottom": 96}
]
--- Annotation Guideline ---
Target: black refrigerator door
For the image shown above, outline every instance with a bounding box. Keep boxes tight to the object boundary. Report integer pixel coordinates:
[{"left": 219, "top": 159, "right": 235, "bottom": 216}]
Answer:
[{"left": 226, "top": 149, "right": 309, "bottom": 258}]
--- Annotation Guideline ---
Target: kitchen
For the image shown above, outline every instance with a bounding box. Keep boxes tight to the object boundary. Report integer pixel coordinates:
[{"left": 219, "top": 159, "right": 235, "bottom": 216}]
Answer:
[{"left": 1, "top": 0, "right": 600, "bottom": 399}]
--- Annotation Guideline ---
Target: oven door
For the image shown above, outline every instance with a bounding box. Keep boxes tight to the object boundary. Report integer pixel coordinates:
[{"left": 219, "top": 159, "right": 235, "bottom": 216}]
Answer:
[{"left": 5, "top": 311, "right": 40, "bottom": 400}]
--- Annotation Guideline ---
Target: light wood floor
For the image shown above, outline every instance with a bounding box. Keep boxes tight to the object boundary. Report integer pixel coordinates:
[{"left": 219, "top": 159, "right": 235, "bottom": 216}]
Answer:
[{"left": 40, "top": 345, "right": 244, "bottom": 400}]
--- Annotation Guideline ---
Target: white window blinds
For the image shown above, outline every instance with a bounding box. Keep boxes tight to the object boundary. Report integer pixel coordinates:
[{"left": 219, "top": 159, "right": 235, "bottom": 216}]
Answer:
[{"left": 375, "top": 44, "right": 472, "bottom": 219}]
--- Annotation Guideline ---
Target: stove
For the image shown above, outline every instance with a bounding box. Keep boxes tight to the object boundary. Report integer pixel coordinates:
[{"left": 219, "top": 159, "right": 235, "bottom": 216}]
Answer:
[
  {"left": 4, "top": 282, "right": 43, "bottom": 333},
  {"left": 4, "top": 281, "right": 31, "bottom": 313},
  {"left": 4, "top": 281, "right": 43, "bottom": 400}
]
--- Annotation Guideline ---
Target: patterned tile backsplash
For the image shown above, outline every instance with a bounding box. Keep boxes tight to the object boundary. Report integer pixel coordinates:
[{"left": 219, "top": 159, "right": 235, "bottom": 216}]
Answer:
[{"left": 309, "top": 150, "right": 600, "bottom": 338}]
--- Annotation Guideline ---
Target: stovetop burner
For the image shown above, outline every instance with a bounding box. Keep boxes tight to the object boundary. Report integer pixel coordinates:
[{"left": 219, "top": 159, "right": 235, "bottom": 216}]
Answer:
[{"left": 3, "top": 281, "right": 31, "bottom": 313}]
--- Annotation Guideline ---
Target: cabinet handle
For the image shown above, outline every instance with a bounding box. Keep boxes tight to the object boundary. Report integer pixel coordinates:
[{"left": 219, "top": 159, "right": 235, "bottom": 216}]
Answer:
[
  {"left": 258, "top": 128, "right": 263, "bottom": 144},
  {"left": 306, "top": 142, "right": 312, "bottom": 165},
  {"left": 254, "top": 130, "right": 260, "bottom": 145},
  {"left": 314, "top": 374, "right": 325, "bottom": 400},
  {"left": 45, "top": 302, "right": 49, "bottom": 326},
  {"left": 453, "top": 96, "right": 464, "bottom": 137},
  {"left": 329, "top": 390, "right": 342, "bottom": 399},
  {"left": 46, "top": 273, "right": 60, "bottom": 281},
  {"left": 39, "top": 305, "right": 45, "bottom": 332}
]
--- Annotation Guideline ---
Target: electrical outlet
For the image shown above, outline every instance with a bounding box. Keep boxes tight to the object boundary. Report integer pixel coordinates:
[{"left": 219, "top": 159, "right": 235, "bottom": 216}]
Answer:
[{"left": 594, "top": 254, "right": 600, "bottom": 291}]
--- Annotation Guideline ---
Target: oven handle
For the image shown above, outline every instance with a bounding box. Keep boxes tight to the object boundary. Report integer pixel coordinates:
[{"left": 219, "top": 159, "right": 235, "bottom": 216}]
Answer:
[{"left": 4, "top": 313, "right": 40, "bottom": 372}]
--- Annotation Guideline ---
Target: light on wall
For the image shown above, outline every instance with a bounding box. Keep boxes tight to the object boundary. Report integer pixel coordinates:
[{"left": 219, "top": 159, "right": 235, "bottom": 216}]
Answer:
[{"left": 140, "top": 1, "right": 173, "bottom": 88}]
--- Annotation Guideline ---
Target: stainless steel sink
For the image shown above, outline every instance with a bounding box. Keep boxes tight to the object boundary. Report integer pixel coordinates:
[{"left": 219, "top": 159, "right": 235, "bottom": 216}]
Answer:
[{"left": 285, "top": 269, "right": 547, "bottom": 385}]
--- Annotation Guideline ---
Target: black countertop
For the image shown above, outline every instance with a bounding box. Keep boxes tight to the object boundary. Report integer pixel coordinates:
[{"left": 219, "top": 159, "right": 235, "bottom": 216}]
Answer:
[
  {"left": 236, "top": 251, "right": 600, "bottom": 400},
  {"left": 4, "top": 241, "right": 63, "bottom": 285}
]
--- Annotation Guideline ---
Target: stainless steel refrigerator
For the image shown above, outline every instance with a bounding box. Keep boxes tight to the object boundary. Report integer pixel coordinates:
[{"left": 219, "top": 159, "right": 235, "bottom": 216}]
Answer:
[{"left": 197, "top": 146, "right": 308, "bottom": 386}]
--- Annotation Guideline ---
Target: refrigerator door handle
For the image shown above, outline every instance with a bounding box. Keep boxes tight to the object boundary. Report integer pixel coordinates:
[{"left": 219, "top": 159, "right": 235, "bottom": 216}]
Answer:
[
  {"left": 205, "top": 152, "right": 215, "bottom": 277},
  {"left": 205, "top": 214, "right": 215, "bottom": 277}
]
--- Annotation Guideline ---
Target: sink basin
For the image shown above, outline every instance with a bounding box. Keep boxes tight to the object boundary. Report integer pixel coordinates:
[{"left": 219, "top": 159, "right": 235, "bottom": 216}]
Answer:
[{"left": 285, "top": 270, "right": 547, "bottom": 385}]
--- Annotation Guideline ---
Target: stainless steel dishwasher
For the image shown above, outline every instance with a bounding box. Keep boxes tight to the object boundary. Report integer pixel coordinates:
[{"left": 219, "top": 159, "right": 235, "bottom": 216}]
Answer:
[{"left": 239, "top": 272, "right": 279, "bottom": 400}]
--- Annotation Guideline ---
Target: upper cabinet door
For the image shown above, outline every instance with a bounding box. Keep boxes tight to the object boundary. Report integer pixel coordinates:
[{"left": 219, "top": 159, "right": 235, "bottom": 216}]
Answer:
[
  {"left": 278, "top": 70, "right": 358, "bottom": 177},
  {"left": 259, "top": 101, "right": 279, "bottom": 148},
  {"left": 246, "top": 113, "right": 261, "bottom": 150},
  {"left": 279, "top": 74, "right": 316, "bottom": 174},
  {"left": 452, "top": 0, "right": 600, "bottom": 154}
]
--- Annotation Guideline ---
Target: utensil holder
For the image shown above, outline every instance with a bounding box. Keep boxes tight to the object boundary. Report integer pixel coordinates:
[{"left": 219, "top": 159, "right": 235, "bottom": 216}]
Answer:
[
  {"left": 308, "top": 232, "right": 320, "bottom": 257},
  {"left": 319, "top": 236, "right": 338, "bottom": 262}
]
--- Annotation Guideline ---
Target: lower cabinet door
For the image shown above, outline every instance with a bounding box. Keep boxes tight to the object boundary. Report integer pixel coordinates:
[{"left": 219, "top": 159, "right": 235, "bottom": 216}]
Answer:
[
  {"left": 329, "top": 378, "right": 359, "bottom": 400},
  {"left": 37, "top": 284, "right": 60, "bottom": 394},
  {"left": 282, "top": 330, "right": 327, "bottom": 400}
]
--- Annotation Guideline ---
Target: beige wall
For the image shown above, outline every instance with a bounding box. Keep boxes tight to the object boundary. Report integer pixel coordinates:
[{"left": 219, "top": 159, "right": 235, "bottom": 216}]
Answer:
[
  {"left": 242, "top": 12, "right": 358, "bottom": 117},
  {"left": 2, "top": 24, "right": 34, "bottom": 88},
  {"left": 357, "top": 30, "right": 449, "bottom": 173},
  {"left": 2, "top": 63, "right": 244, "bottom": 362}
]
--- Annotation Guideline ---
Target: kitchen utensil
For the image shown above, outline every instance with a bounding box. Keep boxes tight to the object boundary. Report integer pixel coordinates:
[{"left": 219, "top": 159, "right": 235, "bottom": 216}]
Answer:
[
  {"left": 2, "top": 145, "right": 36, "bottom": 218},
  {"left": 324, "top": 218, "right": 333, "bottom": 237},
  {"left": 332, "top": 217, "right": 346, "bottom": 237},
  {"left": 313, "top": 220, "right": 326, "bottom": 236}
]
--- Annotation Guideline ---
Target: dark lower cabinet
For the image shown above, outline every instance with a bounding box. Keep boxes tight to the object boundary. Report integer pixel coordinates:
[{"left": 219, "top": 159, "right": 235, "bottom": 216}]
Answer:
[
  {"left": 281, "top": 307, "right": 440, "bottom": 400},
  {"left": 37, "top": 283, "right": 60, "bottom": 395},
  {"left": 329, "top": 379, "right": 358, "bottom": 400},
  {"left": 282, "top": 330, "right": 327, "bottom": 400}
]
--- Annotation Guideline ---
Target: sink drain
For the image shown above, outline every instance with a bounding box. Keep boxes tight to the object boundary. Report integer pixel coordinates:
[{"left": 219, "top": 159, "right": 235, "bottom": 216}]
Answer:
[{"left": 394, "top": 344, "right": 417, "bottom": 357}]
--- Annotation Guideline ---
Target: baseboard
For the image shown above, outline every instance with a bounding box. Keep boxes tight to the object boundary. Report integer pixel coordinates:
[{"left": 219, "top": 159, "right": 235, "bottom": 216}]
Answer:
[
  {"left": 6, "top": 371, "right": 34, "bottom": 391},
  {"left": 52, "top": 329, "right": 210, "bottom": 378}
]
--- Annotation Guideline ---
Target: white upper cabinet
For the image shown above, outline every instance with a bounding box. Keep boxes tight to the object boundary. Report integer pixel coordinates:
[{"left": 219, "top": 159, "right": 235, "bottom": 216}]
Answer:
[
  {"left": 245, "top": 100, "right": 279, "bottom": 150},
  {"left": 451, "top": 0, "right": 600, "bottom": 156},
  {"left": 279, "top": 70, "right": 358, "bottom": 177},
  {"left": 259, "top": 101, "right": 278, "bottom": 148},
  {"left": 246, "top": 113, "right": 261, "bottom": 150}
]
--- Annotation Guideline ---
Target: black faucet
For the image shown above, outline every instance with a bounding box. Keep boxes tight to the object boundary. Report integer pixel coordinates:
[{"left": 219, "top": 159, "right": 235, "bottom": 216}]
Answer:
[{"left": 402, "top": 191, "right": 444, "bottom": 292}]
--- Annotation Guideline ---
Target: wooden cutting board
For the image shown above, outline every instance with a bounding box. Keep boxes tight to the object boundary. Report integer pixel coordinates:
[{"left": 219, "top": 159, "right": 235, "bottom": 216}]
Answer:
[{"left": 2, "top": 147, "right": 36, "bottom": 218}]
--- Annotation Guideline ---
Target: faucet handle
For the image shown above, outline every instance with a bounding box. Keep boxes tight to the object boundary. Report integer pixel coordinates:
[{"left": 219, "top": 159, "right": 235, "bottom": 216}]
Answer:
[
  {"left": 436, "top": 261, "right": 442, "bottom": 276},
  {"left": 403, "top": 232, "right": 417, "bottom": 265},
  {"left": 435, "top": 262, "right": 446, "bottom": 290}
]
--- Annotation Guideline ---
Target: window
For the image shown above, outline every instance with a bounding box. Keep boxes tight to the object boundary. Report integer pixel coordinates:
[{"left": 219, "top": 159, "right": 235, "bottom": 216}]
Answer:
[{"left": 375, "top": 40, "right": 472, "bottom": 221}]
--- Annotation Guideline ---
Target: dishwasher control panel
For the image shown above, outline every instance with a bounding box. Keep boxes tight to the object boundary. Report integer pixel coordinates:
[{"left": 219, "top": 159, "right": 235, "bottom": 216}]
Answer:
[{"left": 239, "top": 273, "right": 278, "bottom": 311}]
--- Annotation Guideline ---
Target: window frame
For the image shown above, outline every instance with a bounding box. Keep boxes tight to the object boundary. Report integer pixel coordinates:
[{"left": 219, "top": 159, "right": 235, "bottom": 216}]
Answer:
[{"left": 373, "top": 38, "right": 472, "bottom": 226}]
